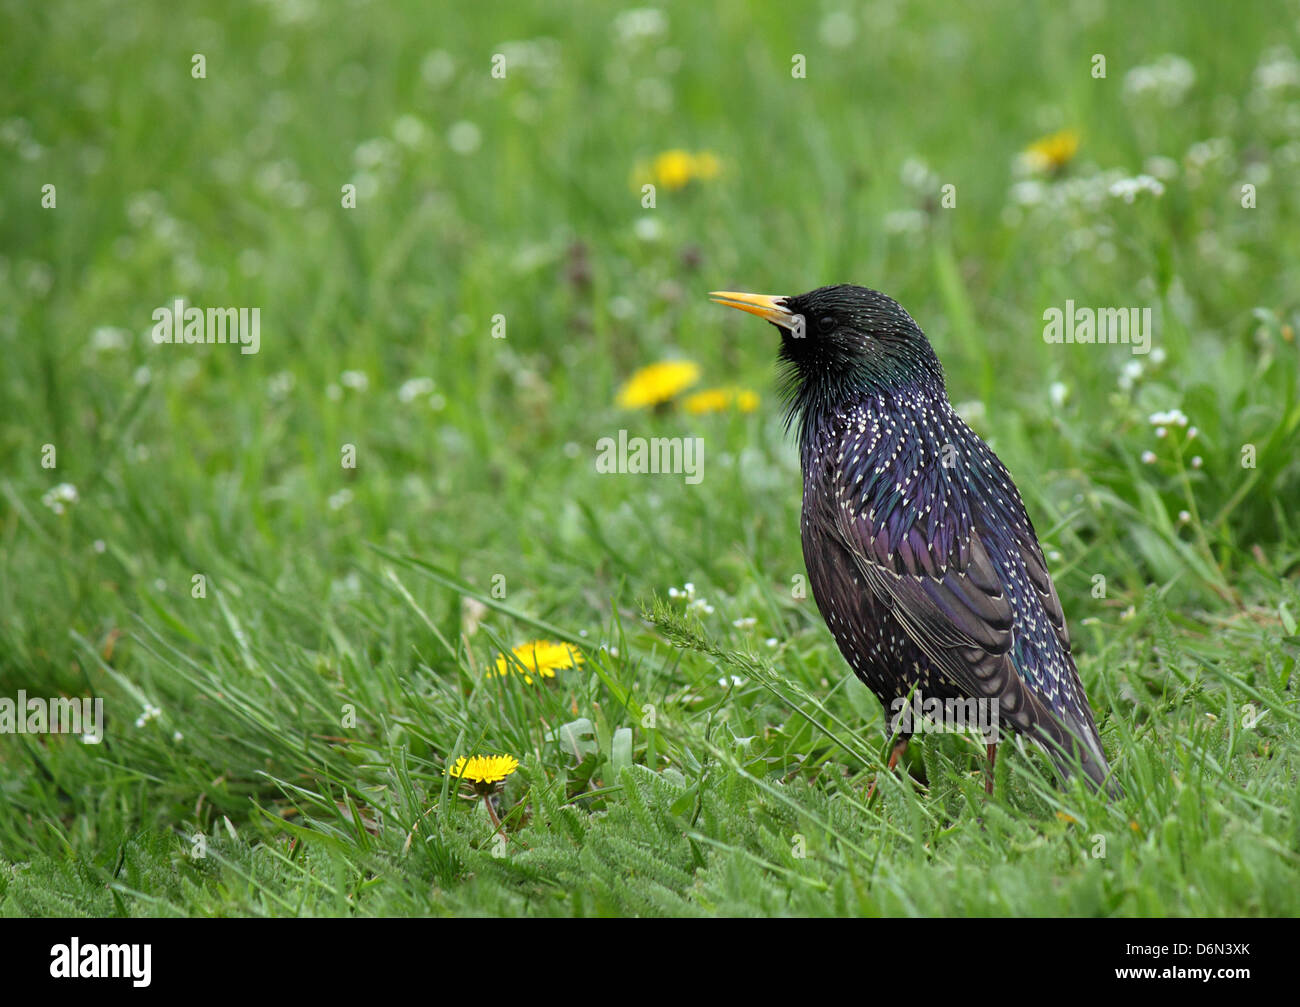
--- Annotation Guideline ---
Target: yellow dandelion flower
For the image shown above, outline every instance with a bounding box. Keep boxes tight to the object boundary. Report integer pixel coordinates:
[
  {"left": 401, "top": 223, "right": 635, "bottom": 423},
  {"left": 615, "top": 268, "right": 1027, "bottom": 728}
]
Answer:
[
  {"left": 494, "top": 640, "right": 583, "bottom": 684},
  {"left": 652, "top": 149, "right": 696, "bottom": 190},
  {"left": 633, "top": 150, "right": 724, "bottom": 192},
  {"left": 448, "top": 754, "right": 520, "bottom": 788},
  {"left": 616, "top": 360, "right": 700, "bottom": 409},
  {"left": 682, "top": 386, "right": 760, "bottom": 415},
  {"left": 1022, "top": 129, "right": 1080, "bottom": 173},
  {"left": 1056, "top": 811, "right": 1078, "bottom": 825}
]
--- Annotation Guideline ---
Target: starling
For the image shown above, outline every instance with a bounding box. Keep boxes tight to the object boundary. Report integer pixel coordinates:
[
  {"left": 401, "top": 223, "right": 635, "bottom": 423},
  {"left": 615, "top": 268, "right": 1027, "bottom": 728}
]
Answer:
[{"left": 711, "top": 285, "right": 1119, "bottom": 797}]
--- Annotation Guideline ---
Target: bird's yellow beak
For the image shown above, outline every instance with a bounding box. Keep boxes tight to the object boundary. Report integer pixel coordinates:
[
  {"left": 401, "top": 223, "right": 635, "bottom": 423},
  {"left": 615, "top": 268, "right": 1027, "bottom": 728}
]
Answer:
[{"left": 709, "top": 290, "right": 798, "bottom": 328}]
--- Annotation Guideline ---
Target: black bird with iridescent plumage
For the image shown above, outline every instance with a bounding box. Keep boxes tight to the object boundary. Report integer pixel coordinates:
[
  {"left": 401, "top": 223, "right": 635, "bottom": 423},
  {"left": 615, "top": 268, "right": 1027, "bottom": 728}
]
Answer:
[{"left": 711, "top": 284, "right": 1118, "bottom": 797}]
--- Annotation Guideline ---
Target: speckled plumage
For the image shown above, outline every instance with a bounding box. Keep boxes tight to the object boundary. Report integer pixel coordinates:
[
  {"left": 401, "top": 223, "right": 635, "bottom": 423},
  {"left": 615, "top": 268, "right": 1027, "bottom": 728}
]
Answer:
[{"left": 716, "top": 284, "right": 1117, "bottom": 795}]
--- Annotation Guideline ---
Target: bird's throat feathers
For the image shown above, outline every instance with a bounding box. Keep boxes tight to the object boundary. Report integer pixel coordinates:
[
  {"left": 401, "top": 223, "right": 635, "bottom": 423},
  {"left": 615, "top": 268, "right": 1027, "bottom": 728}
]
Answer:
[{"left": 780, "top": 341, "right": 947, "bottom": 450}]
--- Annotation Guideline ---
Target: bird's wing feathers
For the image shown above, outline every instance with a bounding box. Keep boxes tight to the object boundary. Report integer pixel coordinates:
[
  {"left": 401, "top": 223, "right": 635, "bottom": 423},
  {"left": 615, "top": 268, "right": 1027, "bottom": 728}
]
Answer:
[
  {"left": 835, "top": 502, "right": 1048, "bottom": 728},
  {"left": 826, "top": 444, "right": 1112, "bottom": 788}
]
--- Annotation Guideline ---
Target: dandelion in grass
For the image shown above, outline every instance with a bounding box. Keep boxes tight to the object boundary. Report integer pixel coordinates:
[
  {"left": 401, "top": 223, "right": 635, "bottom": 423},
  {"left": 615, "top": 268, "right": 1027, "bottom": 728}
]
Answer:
[
  {"left": 615, "top": 360, "right": 700, "bottom": 409},
  {"left": 494, "top": 640, "right": 582, "bottom": 684},
  {"left": 682, "top": 386, "right": 759, "bottom": 415},
  {"left": 448, "top": 753, "right": 519, "bottom": 834},
  {"left": 635, "top": 149, "right": 722, "bottom": 192},
  {"left": 1019, "top": 129, "right": 1079, "bottom": 175},
  {"left": 448, "top": 754, "right": 519, "bottom": 793}
]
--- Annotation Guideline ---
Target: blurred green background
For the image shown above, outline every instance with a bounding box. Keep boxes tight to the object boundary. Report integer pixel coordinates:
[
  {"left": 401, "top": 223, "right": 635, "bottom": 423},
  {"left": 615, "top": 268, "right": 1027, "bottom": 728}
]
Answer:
[{"left": 1, "top": 0, "right": 1297, "bottom": 916}]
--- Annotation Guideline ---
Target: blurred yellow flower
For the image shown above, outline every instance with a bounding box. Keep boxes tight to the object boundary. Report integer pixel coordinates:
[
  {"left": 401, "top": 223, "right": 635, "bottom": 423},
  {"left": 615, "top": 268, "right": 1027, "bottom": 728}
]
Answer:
[
  {"left": 1022, "top": 129, "right": 1080, "bottom": 173},
  {"left": 616, "top": 360, "right": 700, "bottom": 408},
  {"left": 494, "top": 640, "right": 583, "bottom": 683},
  {"left": 448, "top": 754, "right": 519, "bottom": 791},
  {"left": 636, "top": 150, "right": 724, "bottom": 192},
  {"left": 682, "top": 386, "right": 760, "bottom": 414}
]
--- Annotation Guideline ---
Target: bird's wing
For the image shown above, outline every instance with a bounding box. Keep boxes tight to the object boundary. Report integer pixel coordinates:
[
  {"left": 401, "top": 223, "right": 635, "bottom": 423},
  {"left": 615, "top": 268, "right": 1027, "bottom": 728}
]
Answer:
[{"left": 825, "top": 450, "right": 1112, "bottom": 787}]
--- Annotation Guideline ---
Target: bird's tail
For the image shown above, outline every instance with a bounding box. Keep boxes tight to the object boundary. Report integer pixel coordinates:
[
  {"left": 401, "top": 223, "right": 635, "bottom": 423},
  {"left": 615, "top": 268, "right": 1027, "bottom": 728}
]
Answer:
[{"left": 1030, "top": 706, "right": 1123, "bottom": 799}]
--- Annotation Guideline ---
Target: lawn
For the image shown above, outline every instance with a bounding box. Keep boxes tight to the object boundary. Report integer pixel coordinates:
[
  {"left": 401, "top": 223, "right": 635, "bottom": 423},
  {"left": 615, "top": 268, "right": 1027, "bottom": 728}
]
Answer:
[{"left": 1, "top": 0, "right": 1298, "bottom": 916}]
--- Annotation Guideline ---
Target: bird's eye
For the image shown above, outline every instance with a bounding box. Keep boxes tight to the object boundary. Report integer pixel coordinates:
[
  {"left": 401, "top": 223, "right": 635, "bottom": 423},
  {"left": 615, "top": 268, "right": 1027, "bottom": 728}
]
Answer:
[{"left": 817, "top": 315, "right": 836, "bottom": 333}]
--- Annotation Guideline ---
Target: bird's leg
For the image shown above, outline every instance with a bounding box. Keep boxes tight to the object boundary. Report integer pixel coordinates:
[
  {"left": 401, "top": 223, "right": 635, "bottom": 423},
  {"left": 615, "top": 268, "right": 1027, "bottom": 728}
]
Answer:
[
  {"left": 985, "top": 742, "right": 997, "bottom": 795},
  {"left": 866, "top": 737, "right": 910, "bottom": 803}
]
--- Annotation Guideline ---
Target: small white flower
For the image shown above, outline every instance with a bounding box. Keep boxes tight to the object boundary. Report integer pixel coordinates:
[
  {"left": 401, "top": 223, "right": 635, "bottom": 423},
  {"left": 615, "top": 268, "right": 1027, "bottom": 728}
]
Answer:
[
  {"left": 398, "top": 376, "right": 435, "bottom": 402},
  {"left": 340, "top": 370, "right": 369, "bottom": 392},
  {"left": 393, "top": 114, "right": 426, "bottom": 147},
  {"left": 634, "top": 216, "right": 662, "bottom": 242},
  {"left": 1156, "top": 426, "right": 1167, "bottom": 438},
  {"left": 268, "top": 371, "right": 296, "bottom": 399},
  {"left": 613, "top": 8, "right": 668, "bottom": 45},
  {"left": 819, "top": 10, "right": 857, "bottom": 48},
  {"left": 1123, "top": 55, "right": 1196, "bottom": 106},
  {"left": 90, "top": 326, "right": 128, "bottom": 352},
  {"left": 328, "top": 489, "right": 353, "bottom": 511},
  {"left": 1141, "top": 451, "right": 1157, "bottom": 464},
  {"left": 883, "top": 209, "right": 925, "bottom": 235},
  {"left": 447, "top": 121, "right": 481, "bottom": 155},
  {"left": 1049, "top": 382, "right": 1068, "bottom": 408},
  {"left": 732, "top": 617, "right": 756, "bottom": 630},
  {"left": 1109, "top": 174, "right": 1165, "bottom": 203},
  {"left": 42, "top": 483, "right": 79, "bottom": 515},
  {"left": 1191, "top": 456, "right": 1203, "bottom": 468},
  {"left": 1178, "top": 510, "right": 1191, "bottom": 524}
]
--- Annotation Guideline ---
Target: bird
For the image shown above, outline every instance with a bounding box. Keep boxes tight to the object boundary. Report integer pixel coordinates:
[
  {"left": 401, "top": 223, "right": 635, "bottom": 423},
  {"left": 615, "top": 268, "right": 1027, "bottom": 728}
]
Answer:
[{"left": 710, "top": 285, "right": 1120, "bottom": 798}]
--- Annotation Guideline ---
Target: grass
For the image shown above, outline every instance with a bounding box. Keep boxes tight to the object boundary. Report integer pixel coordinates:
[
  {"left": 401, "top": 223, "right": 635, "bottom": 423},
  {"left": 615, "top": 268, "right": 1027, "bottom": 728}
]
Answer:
[{"left": 1, "top": 0, "right": 1298, "bottom": 916}]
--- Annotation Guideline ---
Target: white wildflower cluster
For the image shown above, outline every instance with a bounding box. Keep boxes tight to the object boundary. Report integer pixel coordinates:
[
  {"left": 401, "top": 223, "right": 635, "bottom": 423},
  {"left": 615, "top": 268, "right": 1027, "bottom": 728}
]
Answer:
[
  {"left": 731, "top": 617, "right": 756, "bottom": 630},
  {"left": 1148, "top": 409, "right": 1188, "bottom": 428},
  {"left": 339, "top": 370, "right": 369, "bottom": 392},
  {"left": 398, "top": 376, "right": 436, "bottom": 403},
  {"left": 1143, "top": 410, "right": 1202, "bottom": 468},
  {"left": 1118, "top": 359, "right": 1144, "bottom": 392},
  {"left": 883, "top": 209, "right": 926, "bottom": 235},
  {"left": 42, "top": 483, "right": 79, "bottom": 515},
  {"left": 1251, "top": 47, "right": 1300, "bottom": 95},
  {"left": 613, "top": 9, "right": 668, "bottom": 45},
  {"left": 90, "top": 326, "right": 129, "bottom": 352},
  {"left": 668, "top": 582, "right": 714, "bottom": 615},
  {"left": 1108, "top": 174, "right": 1165, "bottom": 203},
  {"left": 900, "top": 157, "right": 940, "bottom": 194},
  {"left": 135, "top": 703, "right": 162, "bottom": 728},
  {"left": 1009, "top": 169, "right": 1125, "bottom": 211},
  {"left": 1123, "top": 55, "right": 1196, "bottom": 105},
  {"left": 1184, "top": 138, "right": 1235, "bottom": 187}
]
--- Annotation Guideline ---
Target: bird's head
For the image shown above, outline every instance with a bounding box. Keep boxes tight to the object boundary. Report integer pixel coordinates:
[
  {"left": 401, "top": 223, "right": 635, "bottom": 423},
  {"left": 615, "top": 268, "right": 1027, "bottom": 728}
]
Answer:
[{"left": 710, "top": 284, "right": 946, "bottom": 429}]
